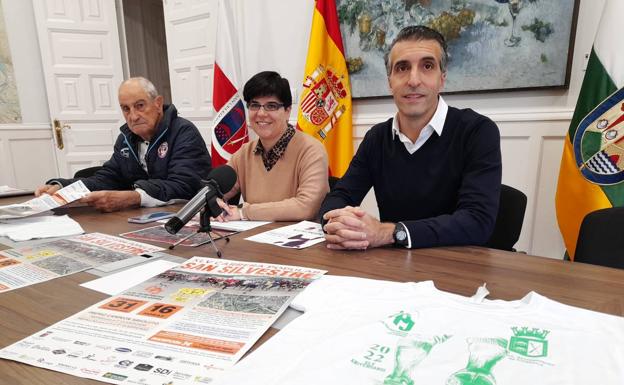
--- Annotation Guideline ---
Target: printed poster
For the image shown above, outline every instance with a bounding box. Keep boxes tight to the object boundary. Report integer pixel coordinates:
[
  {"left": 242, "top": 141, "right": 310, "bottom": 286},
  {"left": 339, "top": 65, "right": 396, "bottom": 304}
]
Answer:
[
  {"left": 0, "top": 257, "right": 326, "bottom": 384},
  {"left": 0, "top": 233, "right": 162, "bottom": 293},
  {"left": 121, "top": 223, "right": 236, "bottom": 247}
]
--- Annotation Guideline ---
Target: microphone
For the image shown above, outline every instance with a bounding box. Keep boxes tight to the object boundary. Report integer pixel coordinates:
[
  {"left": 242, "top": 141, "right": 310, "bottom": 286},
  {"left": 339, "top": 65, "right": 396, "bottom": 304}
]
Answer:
[{"left": 164, "top": 165, "right": 236, "bottom": 234}]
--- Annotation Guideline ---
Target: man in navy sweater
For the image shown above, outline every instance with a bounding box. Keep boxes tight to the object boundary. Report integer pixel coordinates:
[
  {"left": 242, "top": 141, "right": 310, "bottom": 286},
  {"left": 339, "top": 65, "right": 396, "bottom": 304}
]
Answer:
[{"left": 320, "top": 26, "right": 502, "bottom": 250}]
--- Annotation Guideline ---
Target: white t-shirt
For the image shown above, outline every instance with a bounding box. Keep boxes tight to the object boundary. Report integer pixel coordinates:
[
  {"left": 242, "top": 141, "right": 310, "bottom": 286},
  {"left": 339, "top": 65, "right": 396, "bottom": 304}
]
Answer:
[{"left": 214, "top": 277, "right": 624, "bottom": 385}]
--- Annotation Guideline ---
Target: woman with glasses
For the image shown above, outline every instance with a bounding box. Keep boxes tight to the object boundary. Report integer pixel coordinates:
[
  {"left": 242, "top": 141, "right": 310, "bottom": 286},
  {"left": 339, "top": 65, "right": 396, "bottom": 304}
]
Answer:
[{"left": 216, "top": 71, "right": 329, "bottom": 221}]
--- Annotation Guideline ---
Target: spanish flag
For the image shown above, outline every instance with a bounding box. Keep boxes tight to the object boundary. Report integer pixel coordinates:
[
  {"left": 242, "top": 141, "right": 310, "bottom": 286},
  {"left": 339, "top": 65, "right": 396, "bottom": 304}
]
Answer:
[
  {"left": 555, "top": 0, "right": 624, "bottom": 260},
  {"left": 297, "top": 0, "right": 353, "bottom": 177}
]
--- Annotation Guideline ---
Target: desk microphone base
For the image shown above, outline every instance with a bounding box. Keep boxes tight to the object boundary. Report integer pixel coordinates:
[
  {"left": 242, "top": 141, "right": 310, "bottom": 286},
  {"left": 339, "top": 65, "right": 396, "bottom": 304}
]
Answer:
[{"left": 168, "top": 207, "right": 228, "bottom": 258}]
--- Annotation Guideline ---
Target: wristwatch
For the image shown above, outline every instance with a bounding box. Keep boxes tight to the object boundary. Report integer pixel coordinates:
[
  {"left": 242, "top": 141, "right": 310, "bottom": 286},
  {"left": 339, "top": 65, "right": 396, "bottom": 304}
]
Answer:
[
  {"left": 237, "top": 203, "right": 247, "bottom": 221},
  {"left": 393, "top": 222, "right": 409, "bottom": 247}
]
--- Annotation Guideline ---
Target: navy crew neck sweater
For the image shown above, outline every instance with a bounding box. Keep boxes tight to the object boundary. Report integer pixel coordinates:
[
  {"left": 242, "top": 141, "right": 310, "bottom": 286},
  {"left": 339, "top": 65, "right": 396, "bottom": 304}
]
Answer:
[{"left": 320, "top": 106, "right": 502, "bottom": 248}]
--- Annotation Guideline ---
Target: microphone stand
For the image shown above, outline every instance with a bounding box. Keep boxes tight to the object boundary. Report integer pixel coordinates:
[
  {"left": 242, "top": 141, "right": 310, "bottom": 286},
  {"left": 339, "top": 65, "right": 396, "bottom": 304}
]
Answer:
[
  {"left": 193, "top": 205, "right": 230, "bottom": 258},
  {"left": 168, "top": 193, "right": 230, "bottom": 258}
]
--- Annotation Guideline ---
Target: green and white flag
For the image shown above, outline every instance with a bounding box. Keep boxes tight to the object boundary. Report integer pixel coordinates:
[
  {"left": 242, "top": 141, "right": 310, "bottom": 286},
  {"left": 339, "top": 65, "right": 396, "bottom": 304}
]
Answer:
[{"left": 555, "top": 0, "right": 624, "bottom": 259}]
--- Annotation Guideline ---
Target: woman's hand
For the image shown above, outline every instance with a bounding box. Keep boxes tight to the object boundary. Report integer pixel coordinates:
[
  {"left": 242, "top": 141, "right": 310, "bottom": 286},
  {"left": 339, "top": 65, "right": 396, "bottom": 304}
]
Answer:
[{"left": 213, "top": 198, "right": 240, "bottom": 221}]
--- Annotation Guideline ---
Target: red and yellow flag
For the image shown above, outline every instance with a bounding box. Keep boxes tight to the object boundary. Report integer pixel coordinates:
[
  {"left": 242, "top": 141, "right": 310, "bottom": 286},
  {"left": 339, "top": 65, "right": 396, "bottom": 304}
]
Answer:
[{"left": 297, "top": 0, "right": 353, "bottom": 177}]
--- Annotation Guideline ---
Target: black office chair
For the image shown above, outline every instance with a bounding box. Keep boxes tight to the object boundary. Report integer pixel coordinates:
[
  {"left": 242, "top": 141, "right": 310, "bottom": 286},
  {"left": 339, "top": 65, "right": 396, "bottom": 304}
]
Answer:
[
  {"left": 574, "top": 207, "right": 624, "bottom": 269},
  {"left": 485, "top": 184, "right": 527, "bottom": 251},
  {"left": 73, "top": 166, "right": 102, "bottom": 178}
]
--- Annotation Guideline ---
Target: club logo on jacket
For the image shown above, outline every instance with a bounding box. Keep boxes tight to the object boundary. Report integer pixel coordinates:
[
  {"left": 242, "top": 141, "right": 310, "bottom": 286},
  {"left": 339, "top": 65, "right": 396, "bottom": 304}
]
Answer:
[
  {"left": 120, "top": 147, "right": 130, "bottom": 158},
  {"left": 158, "top": 142, "right": 169, "bottom": 159}
]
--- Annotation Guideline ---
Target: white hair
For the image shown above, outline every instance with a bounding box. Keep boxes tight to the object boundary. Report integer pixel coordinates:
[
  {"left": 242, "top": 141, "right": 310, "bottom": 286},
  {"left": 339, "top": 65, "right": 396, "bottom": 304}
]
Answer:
[{"left": 121, "top": 77, "right": 159, "bottom": 99}]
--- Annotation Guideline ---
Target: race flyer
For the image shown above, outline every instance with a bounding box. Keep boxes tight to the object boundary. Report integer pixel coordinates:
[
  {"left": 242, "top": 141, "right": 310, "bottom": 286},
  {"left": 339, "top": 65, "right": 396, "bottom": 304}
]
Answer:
[
  {"left": 0, "top": 233, "right": 163, "bottom": 293},
  {"left": 0, "top": 257, "right": 326, "bottom": 384},
  {"left": 0, "top": 181, "right": 90, "bottom": 219},
  {"left": 121, "top": 224, "right": 236, "bottom": 247},
  {"left": 245, "top": 221, "right": 325, "bottom": 249}
]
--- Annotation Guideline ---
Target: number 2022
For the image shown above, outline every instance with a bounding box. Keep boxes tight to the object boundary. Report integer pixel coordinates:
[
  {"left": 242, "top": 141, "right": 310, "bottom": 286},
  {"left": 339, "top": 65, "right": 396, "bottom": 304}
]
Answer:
[{"left": 364, "top": 344, "right": 390, "bottom": 363}]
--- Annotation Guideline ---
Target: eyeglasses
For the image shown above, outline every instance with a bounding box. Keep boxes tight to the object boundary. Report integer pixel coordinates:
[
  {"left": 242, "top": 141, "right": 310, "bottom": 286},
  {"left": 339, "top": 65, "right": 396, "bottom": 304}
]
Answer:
[{"left": 247, "top": 101, "right": 284, "bottom": 112}]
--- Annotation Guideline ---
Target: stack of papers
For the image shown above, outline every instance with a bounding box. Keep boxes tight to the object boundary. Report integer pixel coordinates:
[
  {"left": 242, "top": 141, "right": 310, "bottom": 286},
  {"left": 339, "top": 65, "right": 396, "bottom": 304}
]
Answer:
[
  {"left": 0, "top": 214, "right": 84, "bottom": 241},
  {"left": 0, "top": 185, "right": 34, "bottom": 198}
]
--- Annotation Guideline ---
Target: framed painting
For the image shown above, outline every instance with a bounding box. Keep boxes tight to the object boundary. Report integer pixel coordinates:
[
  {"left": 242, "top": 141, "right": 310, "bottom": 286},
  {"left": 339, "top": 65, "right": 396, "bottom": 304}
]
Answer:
[
  {"left": 337, "top": 0, "right": 580, "bottom": 98},
  {"left": 0, "top": 2, "right": 21, "bottom": 122}
]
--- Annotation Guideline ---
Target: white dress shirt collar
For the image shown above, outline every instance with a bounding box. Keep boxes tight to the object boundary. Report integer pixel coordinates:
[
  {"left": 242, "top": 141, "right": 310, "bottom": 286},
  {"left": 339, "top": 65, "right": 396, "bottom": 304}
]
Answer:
[{"left": 391, "top": 96, "right": 448, "bottom": 154}]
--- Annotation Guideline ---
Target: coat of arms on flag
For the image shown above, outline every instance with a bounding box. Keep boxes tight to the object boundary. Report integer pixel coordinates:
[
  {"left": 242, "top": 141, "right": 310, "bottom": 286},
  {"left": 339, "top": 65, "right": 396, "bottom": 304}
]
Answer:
[
  {"left": 556, "top": 0, "right": 624, "bottom": 259},
  {"left": 573, "top": 87, "right": 624, "bottom": 185},
  {"left": 300, "top": 65, "right": 348, "bottom": 140},
  {"left": 210, "top": 0, "right": 248, "bottom": 167},
  {"left": 212, "top": 95, "right": 247, "bottom": 161},
  {"left": 297, "top": 0, "right": 353, "bottom": 177}
]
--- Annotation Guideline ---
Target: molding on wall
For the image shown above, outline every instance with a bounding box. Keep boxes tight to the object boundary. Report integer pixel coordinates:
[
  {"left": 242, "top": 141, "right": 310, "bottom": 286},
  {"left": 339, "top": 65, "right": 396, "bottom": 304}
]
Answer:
[
  {"left": 353, "top": 109, "right": 573, "bottom": 138},
  {"left": 353, "top": 109, "right": 574, "bottom": 127},
  {"left": 0, "top": 123, "right": 51, "bottom": 131},
  {"left": 482, "top": 109, "right": 574, "bottom": 122}
]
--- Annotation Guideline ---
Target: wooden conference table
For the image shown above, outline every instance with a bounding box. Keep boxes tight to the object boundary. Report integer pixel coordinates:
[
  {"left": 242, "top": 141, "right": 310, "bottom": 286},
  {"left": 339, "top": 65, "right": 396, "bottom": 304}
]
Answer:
[{"left": 1, "top": 199, "right": 624, "bottom": 384}]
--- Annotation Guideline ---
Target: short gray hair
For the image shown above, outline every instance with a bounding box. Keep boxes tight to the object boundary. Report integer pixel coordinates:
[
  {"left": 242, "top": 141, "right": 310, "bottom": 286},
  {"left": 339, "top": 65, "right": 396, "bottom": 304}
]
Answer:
[
  {"left": 385, "top": 25, "right": 449, "bottom": 76},
  {"left": 121, "top": 77, "right": 159, "bottom": 99}
]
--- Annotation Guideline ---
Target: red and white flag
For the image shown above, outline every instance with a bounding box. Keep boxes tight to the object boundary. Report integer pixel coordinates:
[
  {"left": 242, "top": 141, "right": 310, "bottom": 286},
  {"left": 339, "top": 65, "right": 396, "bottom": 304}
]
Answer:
[{"left": 211, "top": 0, "right": 248, "bottom": 167}]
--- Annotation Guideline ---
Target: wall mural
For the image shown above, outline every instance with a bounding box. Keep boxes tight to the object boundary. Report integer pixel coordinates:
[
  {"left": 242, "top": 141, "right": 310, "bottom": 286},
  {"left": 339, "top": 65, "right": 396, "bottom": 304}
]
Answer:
[
  {"left": 337, "top": 0, "right": 579, "bottom": 98},
  {"left": 0, "top": 1, "right": 21, "bottom": 123}
]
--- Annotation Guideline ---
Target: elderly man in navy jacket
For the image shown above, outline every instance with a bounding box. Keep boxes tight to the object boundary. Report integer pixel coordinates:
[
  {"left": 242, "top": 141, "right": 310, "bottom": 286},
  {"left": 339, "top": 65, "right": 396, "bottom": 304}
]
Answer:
[{"left": 35, "top": 77, "right": 211, "bottom": 212}]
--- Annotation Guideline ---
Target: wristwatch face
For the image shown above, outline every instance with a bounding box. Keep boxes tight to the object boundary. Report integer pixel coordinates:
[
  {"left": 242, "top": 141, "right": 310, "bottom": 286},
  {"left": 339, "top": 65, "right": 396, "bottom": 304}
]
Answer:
[{"left": 393, "top": 224, "right": 408, "bottom": 245}]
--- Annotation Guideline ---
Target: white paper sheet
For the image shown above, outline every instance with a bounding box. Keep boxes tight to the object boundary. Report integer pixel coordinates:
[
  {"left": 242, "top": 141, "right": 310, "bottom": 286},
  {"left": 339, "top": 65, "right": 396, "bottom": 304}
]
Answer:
[
  {"left": 0, "top": 214, "right": 84, "bottom": 241},
  {"left": 157, "top": 218, "right": 271, "bottom": 233},
  {"left": 211, "top": 220, "right": 271, "bottom": 232},
  {"left": 80, "top": 259, "right": 179, "bottom": 295},
  {"left": 245, "top": 221, "right": 325, "bottom": 249},
  {"left": 0, "top": 185, "right": 34, "bottom": 198}
]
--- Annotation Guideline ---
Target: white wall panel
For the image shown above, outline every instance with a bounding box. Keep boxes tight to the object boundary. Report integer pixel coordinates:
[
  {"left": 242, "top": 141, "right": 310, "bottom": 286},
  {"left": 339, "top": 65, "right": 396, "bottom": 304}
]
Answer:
[
  {"left": 531, "top": 137, "right": 568, "bottom": 259},
  {"left": 89, "top": 75, "right": 116, "bottom": 113},
  {"left": 163, "top": 0, "right": 216, "bottom": 146},
  {"left": 0, "top": 125, "right": 57, "bottom": 189}
]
